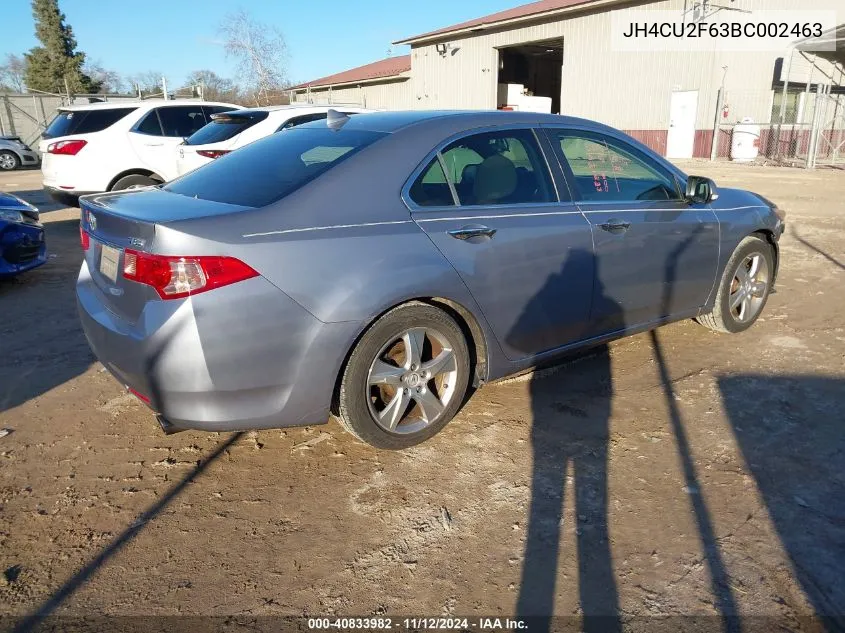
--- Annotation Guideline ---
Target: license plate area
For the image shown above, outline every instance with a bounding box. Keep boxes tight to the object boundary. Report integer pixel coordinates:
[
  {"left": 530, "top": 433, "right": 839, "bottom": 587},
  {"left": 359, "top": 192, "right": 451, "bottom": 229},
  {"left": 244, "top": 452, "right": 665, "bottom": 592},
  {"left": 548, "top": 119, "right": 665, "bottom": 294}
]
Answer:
[{"left": 99, "top": 244, "right": 120, "bottom": 283}]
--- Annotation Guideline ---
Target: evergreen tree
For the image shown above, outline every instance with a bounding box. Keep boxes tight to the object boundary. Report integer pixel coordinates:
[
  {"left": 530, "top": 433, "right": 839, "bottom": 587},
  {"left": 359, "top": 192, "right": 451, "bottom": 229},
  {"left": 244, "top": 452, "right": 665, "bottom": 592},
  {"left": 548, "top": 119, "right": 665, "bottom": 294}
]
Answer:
[{"left": 24, "top": 0, "right": 100, "bottom": 94}]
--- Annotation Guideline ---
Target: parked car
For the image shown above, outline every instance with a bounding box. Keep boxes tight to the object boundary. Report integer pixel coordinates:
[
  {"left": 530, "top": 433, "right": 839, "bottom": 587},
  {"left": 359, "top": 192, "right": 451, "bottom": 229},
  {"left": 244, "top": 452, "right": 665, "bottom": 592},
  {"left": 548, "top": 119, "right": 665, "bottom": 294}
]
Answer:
[
  {"left": 76, "top": 110, "right": 785, "bottom": 448},
  {"left": 174, "top": 104, "right": 373, "bottom": 177},
  {"left": 0, "top": 136, "right": 40, "bottom": 171},
  {"left": 39, "top": 100, "right": 240, "bottom": 205},
  {"left": 0, "top": 192, "right": 46, "bottom": 278}
]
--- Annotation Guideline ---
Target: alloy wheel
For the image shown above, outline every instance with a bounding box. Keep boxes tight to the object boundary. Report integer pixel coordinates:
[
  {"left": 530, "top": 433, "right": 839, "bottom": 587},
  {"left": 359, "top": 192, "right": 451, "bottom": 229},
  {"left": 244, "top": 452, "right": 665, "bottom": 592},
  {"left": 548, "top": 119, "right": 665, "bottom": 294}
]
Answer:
[
  {"left": 729, "top": 253, "right": 770, "bottom": 323},
  {"left": 366, "top": 327, "right": 459, "bottom": 434}
]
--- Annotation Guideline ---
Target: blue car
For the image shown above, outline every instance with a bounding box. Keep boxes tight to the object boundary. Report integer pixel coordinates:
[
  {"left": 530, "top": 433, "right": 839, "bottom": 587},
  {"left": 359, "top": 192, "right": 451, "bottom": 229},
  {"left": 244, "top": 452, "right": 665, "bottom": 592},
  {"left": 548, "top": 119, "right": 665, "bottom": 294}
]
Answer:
[{"left": 0, "top": 192, "right": 47, "bottom": 278}]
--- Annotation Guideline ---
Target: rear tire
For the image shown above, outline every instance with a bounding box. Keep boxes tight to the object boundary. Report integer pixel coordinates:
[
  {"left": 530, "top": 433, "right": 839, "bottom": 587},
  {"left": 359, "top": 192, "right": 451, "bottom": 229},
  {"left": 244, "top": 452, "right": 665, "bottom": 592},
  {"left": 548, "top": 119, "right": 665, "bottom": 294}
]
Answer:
[
  {"left": 697, "top": 235, "right": 774, "bottom": 334},
  {"left": 337, "top": 302, "right": 471, "bottom": 449},
  {"left": 111, "top": 174, "right": 157, "bottom": 191},
  {"left": 0, "top": 151, "right": 20, "bottom": 171}
]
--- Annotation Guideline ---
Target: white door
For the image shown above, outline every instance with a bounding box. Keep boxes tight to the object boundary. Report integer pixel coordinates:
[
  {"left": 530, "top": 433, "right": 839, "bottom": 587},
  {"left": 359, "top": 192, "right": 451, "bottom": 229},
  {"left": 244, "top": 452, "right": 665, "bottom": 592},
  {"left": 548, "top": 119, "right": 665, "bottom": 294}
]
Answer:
[{"left": 666, "top": 90, "right": 698, "bottom": 159}]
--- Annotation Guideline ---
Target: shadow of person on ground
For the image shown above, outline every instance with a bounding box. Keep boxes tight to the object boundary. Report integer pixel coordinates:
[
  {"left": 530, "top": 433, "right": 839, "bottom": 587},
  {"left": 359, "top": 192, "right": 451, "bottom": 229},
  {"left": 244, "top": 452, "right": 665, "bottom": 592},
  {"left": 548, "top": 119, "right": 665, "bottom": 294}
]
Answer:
[
  {"left": 719, "top": 375, "right": 845, "bottom": 633},
  {"left": 510, "top": 249, "right": 622, "bottom": 633},
  {"left": 791, "top": 225, "right": 845, "bottom": 271}
]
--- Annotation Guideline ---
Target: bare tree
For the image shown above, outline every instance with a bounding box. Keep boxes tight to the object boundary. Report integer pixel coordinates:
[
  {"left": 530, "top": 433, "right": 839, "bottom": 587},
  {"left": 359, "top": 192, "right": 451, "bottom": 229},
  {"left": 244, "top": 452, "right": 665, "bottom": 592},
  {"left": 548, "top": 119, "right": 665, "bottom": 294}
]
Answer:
[
  {"left": 185, "top": 69, "right": 239, "bottom": 102},
  {"left": 218, "top": 10, "right": 288, "bottom": 106},
  {"left": 83, "top": 60, "right": 125, "bottom": 94},
  {"left": 127, "top": 71, "right": 168, "bottom": 97},
  {"left": 0, "top": 54, "right": 27, "bottom": 93}
]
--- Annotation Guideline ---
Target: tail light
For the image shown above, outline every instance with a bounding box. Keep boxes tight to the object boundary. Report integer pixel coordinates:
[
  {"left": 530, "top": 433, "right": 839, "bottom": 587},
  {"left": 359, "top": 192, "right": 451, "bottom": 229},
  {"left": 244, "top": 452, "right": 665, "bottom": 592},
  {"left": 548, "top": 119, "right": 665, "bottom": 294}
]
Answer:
[
  {"left": 48, "top": 139, "right": 87, "bottom": 155},
  {"left": 80, "top": 226, "right": 90, "bottom": 251},
  {"left": 196, "top": 149, "right": 230, "bottom": 159},
  {"left": 123, "top": 249, "right": 258, "bottom": 299}
]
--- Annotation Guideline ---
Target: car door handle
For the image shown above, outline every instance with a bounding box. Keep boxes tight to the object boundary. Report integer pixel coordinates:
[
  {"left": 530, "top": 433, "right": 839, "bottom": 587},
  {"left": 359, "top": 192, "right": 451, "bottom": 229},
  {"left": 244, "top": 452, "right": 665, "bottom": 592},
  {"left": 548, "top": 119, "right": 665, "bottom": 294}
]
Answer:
[
  {"left": 599, "top": 219, "right": 631, "bottom": 234},
  {"left": 448, "top": 226, "right": 497, "bottom": 241},
  {"left": 143, "top": 143, "right": 164, "bottom": 147}
]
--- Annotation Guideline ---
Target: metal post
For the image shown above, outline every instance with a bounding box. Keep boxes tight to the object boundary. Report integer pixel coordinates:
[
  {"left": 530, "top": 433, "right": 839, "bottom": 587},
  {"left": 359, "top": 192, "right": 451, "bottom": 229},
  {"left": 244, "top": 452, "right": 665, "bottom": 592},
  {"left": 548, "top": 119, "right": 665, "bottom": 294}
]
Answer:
[
  {"left": 162, "top": 76, "right": 169, "bottom": 100},
  {"left": 776, "top": 48, "right": 794, "bottom": 160},
  {"left": 2, "top": 96, "right": 16, "bottom": 135},
  {"left": 710, "top": 65, "right": 727, "bottom": 161},
  {"left": 807, "top": 84, "right": 823, "bottom": 169}
]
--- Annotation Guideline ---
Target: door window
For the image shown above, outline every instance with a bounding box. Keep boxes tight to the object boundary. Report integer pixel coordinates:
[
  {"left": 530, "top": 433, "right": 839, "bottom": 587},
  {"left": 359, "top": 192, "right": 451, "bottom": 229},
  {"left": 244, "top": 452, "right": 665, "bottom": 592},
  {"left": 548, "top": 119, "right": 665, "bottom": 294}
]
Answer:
[
  {"left": 552, "top": 131, "right": 681, "bottom": 202},
  {"left": 408, "top": 158, "right": 454, "bottom": 207},
  {"left": 134, "top": 110, "right": 163, "bottom": 136},
  {"left": 439, "top": 129, "right": 555, "bottom": 206},
  {"left": 156, "top": 106, "right": 208, "bottom": 137}
]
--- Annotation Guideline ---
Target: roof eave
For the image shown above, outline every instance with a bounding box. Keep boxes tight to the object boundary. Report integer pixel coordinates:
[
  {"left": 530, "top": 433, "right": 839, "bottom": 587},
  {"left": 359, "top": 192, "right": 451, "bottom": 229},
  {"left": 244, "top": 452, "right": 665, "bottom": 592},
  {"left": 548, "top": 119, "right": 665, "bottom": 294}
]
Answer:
[
  {"left": 393, "top": 0, "right": 624, "bottom": 45},
  {"left": 291, "top": 72, "right": 411, "bottom": 92}
]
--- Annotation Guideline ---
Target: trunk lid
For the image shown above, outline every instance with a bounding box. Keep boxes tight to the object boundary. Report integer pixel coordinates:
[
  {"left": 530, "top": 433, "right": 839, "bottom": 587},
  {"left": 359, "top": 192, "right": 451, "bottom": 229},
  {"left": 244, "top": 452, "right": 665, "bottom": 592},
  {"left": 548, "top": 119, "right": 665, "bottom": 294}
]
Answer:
[{"left": 79, "top": 188, "right": 249, "bottom": 323}]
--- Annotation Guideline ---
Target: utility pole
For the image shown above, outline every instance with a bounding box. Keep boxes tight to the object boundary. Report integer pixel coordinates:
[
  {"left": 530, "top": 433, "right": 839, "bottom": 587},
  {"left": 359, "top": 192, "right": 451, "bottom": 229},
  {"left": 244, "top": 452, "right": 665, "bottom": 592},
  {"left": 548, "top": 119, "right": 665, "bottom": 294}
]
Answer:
[{"left": 162, "top": 76, "right": 169, "bottom": 100}]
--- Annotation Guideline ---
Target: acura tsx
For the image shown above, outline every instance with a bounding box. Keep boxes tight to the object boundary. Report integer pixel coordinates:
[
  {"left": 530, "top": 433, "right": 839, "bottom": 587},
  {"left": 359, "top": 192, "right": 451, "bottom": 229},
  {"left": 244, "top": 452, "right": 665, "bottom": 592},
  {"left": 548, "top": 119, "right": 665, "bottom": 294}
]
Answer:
[{"left": 77, "top": 110, "right": 785, "bottom": 448}]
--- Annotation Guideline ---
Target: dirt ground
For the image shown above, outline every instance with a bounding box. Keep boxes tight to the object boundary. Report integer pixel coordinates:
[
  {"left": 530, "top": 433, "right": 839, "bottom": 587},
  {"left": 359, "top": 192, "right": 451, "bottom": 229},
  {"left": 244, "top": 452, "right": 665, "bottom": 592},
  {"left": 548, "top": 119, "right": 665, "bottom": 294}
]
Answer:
[{"left": 0, "top": 162, "right": 843, "bottom": 631}]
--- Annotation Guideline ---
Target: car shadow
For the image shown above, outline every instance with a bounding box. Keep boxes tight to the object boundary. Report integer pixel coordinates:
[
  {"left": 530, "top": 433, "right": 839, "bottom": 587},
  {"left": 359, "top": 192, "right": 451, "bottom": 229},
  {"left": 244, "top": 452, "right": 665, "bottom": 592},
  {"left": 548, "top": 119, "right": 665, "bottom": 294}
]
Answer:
[
  {"left": 719, "top": 375, "right": 845, "bottom": 631},
  {"left": 5, "top": 188, "right": 66, "bottom": 213},
  {"left": 0, "top": 218, "right": 94, "bottom": 413}
]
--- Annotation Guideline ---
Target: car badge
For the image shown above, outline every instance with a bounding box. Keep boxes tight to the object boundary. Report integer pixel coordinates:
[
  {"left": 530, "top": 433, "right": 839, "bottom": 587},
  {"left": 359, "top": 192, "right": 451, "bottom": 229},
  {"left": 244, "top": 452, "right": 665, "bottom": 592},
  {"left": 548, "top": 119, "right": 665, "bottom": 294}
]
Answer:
[
  {"left": 87, "top": 211, "right": 97, "bottom": 230},
  {"left": 129, "top": 237, "right": 145, "bottom": 248}
]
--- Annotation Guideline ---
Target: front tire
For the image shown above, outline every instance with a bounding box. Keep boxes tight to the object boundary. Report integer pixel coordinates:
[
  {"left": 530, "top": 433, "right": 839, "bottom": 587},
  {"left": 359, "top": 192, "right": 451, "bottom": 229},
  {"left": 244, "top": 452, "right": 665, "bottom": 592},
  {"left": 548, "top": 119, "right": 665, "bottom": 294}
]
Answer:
[
  {"left": 0, "top": 151, "right": 20, "bottom": 171},
  {"left": 337, "top": 302, "right": 471, "bottom": 449},
  {"left": 697, "top": 235, "right": 774, "bottom": 333}
]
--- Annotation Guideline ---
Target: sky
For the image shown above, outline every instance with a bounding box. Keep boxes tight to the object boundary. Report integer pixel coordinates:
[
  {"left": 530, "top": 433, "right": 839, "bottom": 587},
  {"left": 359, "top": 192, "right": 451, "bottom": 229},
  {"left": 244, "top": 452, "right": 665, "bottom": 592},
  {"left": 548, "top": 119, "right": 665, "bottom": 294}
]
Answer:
[{"left": 1, "top": 0, "right": 521, "bottom": 89}]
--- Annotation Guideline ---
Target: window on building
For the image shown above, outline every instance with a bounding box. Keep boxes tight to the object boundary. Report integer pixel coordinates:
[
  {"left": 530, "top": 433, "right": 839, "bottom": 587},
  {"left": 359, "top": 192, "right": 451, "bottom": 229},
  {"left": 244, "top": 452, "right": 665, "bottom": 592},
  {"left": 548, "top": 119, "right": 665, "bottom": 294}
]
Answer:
[
  {"left": 439, "top": 129, "right": 555, "bottom": 206},
  {"left": 771, "top": 90, "right": 803, "bottom": 124},
  {"left": 551, "top": 130, "right": 681, "bottom": 202}
]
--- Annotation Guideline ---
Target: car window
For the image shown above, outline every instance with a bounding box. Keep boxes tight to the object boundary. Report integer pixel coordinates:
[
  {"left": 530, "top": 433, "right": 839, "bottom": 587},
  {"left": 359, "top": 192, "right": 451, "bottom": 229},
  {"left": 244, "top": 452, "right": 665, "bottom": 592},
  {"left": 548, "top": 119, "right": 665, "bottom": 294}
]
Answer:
[
  {"left": 184, "top": 112, "right": 269, "bottom": 146},
  {"left": 202, "top": 105, "right": 236, "bottom": 118},
  {"left": 135, "top": 110, "right": 163, "bottom": 136},
  {"left": 42, "top": 108, "right": 137, "bottom": 139},
  {"left": 552, "top": 131, "right": 681, "bottom": 202},
  {"left": 164, "top": 127, "right": 386, "bottom": 208},
  {"left": 156, "top": 106, "right": 208, "bottom": 137},
  {"left": 277, "top": 113, "right": 329, "bottom": 131},
  {"left": 409, "top": 158, "right": 454, "bottom": 207},
  {"left": 439, "top": 129, "right": 554, "bottom": 206}
]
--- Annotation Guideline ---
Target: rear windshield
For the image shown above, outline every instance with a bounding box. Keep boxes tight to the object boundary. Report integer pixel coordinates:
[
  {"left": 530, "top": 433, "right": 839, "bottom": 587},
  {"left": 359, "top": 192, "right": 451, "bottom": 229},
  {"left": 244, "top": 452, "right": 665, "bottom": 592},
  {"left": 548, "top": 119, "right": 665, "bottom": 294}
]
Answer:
[
  {"left": 164, "top": 127, "right": 386, "bottom": 207},
  {"left": 42, "top": 107, "right": 137, "bottom": 139},
  {"left": 184, "top": 113, "right": 268, "bottom": 146}
]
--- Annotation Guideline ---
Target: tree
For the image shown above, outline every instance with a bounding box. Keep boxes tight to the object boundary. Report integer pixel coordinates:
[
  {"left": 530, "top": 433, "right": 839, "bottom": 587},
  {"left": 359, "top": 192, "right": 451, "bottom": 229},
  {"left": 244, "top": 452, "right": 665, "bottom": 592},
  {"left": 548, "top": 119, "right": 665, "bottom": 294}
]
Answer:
[
  {"left": 184, "top": 70, "right": 239, "bottom": 102},
  {"left": 126, "top": 71, "right": 168, "bottom": 97},
  {"left": 83, "top": 60, "right": 124, "bottom": 94},
  {"left": 218, "top": 10, "right": 289, "bottom": 106},
  {"left": 24, "top": 0, "right": 100, "bottom": 95},
  {"left": 0, "top": 54, "right": 27, "bottom": 93}
]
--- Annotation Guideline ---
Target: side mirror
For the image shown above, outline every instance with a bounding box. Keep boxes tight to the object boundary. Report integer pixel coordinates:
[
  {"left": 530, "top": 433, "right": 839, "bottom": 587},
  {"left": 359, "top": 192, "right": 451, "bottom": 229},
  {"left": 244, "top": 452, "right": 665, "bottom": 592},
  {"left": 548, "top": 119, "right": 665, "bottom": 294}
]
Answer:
[{"left": 685, "top": 175, "right": 719, "bottom": 204}]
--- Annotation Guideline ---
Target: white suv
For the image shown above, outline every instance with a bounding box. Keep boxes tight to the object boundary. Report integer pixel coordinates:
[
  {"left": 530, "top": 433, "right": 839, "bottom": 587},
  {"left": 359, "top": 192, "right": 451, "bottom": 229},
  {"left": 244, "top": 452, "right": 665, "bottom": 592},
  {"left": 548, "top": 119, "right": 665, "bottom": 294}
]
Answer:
[
  {"left": 174, "top": 104, "right": 372, "bottom": 176},
  {"left": 39, "top": 100, "right": 239, "bottom": 204}
]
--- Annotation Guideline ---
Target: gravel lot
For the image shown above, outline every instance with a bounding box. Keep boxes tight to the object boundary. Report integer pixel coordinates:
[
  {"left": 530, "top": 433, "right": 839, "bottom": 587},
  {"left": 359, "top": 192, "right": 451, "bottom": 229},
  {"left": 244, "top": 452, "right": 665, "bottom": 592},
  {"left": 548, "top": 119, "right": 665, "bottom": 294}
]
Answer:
[{"left": 1, "top": 163, "right": 843, "bottom": 631}]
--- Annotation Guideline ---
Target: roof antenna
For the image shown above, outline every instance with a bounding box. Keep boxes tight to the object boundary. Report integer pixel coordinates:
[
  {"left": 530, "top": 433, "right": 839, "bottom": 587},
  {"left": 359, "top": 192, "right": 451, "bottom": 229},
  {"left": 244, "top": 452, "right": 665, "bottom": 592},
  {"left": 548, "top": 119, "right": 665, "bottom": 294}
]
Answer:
[{"left": 327, "top": 109, "right": 350, "bottom": 130}]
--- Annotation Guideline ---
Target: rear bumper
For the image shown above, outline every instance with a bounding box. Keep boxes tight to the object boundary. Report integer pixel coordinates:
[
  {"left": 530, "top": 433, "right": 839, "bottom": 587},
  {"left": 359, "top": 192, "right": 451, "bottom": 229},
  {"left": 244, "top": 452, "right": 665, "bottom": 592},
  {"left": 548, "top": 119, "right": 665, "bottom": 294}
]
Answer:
[
  {"left": 0, "top": 222, "right": 47, "bottom": 277},
  {"left": 76, "top": 260, "right": 358, "bottom": 432}
]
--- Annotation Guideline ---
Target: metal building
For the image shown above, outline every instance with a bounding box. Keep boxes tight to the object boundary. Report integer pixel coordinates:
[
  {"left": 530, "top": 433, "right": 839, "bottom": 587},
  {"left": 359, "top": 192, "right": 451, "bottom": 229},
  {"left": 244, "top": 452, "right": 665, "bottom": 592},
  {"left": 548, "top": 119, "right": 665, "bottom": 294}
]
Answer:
[
  {"left": 293, "top": 0, "right": 844, "bottom": 161},
  {"left": 290, "top": 56, "right": 414, "bottom": 110}
]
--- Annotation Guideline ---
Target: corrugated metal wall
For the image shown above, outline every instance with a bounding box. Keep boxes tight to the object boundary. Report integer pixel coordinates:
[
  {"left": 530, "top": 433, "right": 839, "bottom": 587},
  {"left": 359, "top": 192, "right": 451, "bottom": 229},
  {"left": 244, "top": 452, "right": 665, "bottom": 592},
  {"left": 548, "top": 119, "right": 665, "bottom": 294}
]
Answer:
[
  {"left": 292, "top": 78, "right": 414, "bottom": 110},
  {"left": 408, "top": 0, "right": 843, "bottom": 131}
]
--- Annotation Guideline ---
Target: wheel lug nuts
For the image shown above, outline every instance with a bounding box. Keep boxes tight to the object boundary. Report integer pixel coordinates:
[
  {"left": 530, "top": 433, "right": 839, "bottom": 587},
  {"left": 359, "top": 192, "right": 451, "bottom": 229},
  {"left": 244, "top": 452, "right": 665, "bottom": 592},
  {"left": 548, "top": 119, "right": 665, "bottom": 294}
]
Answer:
[
  {"left": 416, "top": 387, "right": 422, "bottom": 393},
  {"left": 404, "top": 388, "right": 410, "bottom": 395}
]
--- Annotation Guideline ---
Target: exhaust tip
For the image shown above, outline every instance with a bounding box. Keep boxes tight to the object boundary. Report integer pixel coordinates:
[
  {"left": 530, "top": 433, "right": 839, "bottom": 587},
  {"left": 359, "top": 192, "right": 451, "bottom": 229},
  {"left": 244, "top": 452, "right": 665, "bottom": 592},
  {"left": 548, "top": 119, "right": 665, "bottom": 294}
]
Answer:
[{"left": 156, "top": 415, "right": 184, "bottom": 435}]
